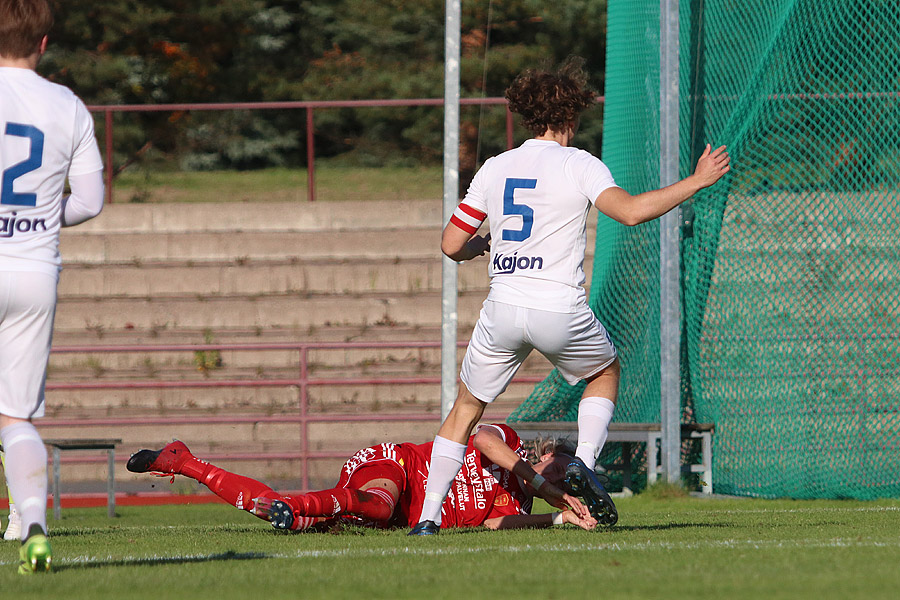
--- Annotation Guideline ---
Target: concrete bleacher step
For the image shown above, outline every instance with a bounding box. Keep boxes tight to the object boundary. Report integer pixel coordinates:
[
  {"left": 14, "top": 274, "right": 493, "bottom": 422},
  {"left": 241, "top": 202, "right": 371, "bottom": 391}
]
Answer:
[
  {"left": 52, "top": 324, "right": 447, "bottom": 345},
  {"left": 49, "top": 345, "right": 552, "bottom": 375},
  {"left": 61, "top": 226, "right": 595, "bottom": 263},
  {"left": 67, "top": 198, "right": 595, "bottom": 236},
  {"left": 58, "top": 257, "right": 490, "bottom": 296},
  {"left": 53, "top": 291, "right": 488, "bottom": 333},
  {"left": 60, "top": 229, "right": 442, "bottom": 264},
  {"left": 43, "top": 377, "right": 542, "bottom": 415},
  {"left": 71, "top": 200, "right": 445, "bottom": 234}
]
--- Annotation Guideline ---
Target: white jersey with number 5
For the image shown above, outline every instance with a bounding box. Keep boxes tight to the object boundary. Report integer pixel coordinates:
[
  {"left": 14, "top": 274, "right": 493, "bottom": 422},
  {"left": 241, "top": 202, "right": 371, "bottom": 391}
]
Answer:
[
  {"left": 451, "top": 139, "right": 617, "bottom": 313},
  {"left": 0, "top": 67, "right": 103, "bottom": 276}
]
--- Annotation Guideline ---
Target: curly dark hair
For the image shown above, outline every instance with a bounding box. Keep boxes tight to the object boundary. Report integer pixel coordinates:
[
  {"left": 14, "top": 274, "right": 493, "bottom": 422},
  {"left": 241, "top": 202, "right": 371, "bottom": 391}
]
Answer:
[{"left": 505, "top": 56, "right": 597, "bottom": 136}]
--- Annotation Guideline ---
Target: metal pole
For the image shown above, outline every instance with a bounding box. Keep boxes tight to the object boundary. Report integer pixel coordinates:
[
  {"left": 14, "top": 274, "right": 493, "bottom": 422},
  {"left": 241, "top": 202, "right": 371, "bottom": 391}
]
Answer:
[
  {"left": 104, "top": 110, "right": 114, "bottom": 204},
  {"left": 441, "top": 0, "right": 461, "bottom": 420},
  {"left": 659, "top": 0, "right": 681, "bottom": 484},
  {"left": 306, "top": 107, "right": 316, "bottom": 202},
  {"left": 107, "top": 448, "right": 115, "bottom": 518},
  {"left": 52, "top": 447, "right": 61, "bottom": 520},
  {"left": 299, "top": 346, "right": 309, "bottom": 491}
]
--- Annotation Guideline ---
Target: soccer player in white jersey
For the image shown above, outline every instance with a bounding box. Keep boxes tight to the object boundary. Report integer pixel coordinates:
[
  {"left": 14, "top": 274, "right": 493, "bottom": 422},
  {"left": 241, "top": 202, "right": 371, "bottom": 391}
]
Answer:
[
  {"left": 410, "top": 57, "right": 730, "bottom": 535},
  {"left": 0, "top": 0, "right": 105, "bottom": 573}
]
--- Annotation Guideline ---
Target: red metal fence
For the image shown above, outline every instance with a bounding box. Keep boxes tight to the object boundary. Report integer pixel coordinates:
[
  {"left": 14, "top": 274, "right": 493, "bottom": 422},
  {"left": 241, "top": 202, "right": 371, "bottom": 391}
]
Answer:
[
  {"left": 87, "top": 98, "right": 515, "bottom": 205},
  {"left": 44, "top": 341, "right": 545, "bottom": 491}
]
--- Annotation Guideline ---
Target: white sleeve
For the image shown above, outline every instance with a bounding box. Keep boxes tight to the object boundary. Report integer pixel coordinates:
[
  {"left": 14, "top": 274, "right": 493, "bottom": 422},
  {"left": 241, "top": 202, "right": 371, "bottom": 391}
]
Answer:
[
  {"left": 68, "top": 99, "right": 104, "bottom": 177},
  {"left": 460, "top": 159, "right": 490, "bottom": 216},
  {"left": 62, "top": 170, "right": 104, "bottom": 227},
  {"left": 566, "top": 150, "right": 618, "bottom": 205}
]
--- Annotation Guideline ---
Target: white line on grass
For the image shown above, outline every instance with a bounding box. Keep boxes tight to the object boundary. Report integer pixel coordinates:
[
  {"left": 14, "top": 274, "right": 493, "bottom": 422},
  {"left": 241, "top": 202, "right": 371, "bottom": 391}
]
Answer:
[
  {"left": 12, "top": 536, "right": 900, "bottom": 568},
  {"left": 698, "top": 506, "right": 900, "bottom": 515}
]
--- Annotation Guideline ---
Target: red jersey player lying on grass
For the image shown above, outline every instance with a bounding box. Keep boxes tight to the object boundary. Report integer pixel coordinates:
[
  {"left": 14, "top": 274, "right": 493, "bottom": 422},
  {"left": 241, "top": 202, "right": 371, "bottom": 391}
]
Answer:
[{"left": 127, "top": 423, "right": 597, "bottom": 531}]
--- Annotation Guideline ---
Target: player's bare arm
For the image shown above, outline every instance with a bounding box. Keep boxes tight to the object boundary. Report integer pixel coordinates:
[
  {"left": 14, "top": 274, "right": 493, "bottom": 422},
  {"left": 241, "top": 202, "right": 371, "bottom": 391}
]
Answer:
[
  {"left": 594, "top": 143, "right": 730, "bottom": 226},
  {"left": 472, "top": 427, "right": 591, "bottom": 519},
  {"left": 441, "top": 223, "right": 490, "bottom": 262},
  {"left": 483, "top": 510, "right": 598, "bottom": 531}
]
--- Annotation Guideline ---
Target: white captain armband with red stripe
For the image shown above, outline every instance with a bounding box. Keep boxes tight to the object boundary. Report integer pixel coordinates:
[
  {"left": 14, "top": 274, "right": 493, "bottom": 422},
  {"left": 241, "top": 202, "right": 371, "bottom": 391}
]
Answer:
[{"left": 449, "top": 203, "right": 487, "bottom": 235}]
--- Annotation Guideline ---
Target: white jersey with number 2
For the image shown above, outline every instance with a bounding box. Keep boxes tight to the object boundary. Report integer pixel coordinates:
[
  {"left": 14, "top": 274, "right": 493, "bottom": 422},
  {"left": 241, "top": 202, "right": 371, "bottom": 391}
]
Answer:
[
  {"left": 0, "top": 67, "right": 103, "bottom": 276},
  {"left": 451, "top": 139, "right": 618, "bottom": 313}
]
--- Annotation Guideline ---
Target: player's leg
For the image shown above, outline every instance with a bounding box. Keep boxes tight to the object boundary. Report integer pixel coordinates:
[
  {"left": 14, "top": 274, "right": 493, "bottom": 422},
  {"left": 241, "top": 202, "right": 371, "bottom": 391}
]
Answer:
[
  {"left": 529, "top": 304, "right": 619, "bottom": 469},
  {"left": 1, "top": 451, "right": 21, "bottom": 541},
  {"left": 576, "top": 360, "right": 620, "bottom": 469},
  {"left": 412, "top": 301, "right": 528, "bottom": 534},
  {"left": 565, "top": 360, "right": 619, "bottom": 526},
  {"left": 5, "top": 496, "right": 22, "bottom": 541},
  {"left": 411, "top": 384, "right": 486, "bottom": 534},
  {"left": 2, "top": 415, "right": 52, "bottom": 573},
  {"left": 0, "top": 272, "right": 57, "bottom": 572},
  {"left": 528, "top": 304, "right": 619, "bottom": 525},
  {"left": 127, "top": 441, "right": 290, "bottom": 524},
  {"left": 259, "top": 449, "right": 406, "bottom": 530}
]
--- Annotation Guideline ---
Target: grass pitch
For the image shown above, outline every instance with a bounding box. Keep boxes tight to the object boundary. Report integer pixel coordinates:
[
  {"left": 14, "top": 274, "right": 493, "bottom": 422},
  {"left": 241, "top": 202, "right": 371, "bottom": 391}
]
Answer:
[
  {"left": 114, "top": 166, "right": 443, "bottom": 203},
  {"left": 2, "top": 496, "right": 898, "bottom": 599}
]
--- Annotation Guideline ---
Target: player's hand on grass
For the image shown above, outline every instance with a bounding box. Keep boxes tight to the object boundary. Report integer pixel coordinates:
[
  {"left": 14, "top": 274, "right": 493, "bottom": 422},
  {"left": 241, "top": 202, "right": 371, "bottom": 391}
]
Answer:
[
  {"left": 692, "top": 143, "right": 731, "bottom": 189},
  {"left": 538, "top": 482, "right": 592, "bottom": 520},
  {"left": 563, "top": 509, "right": 598, "bottom": 531},
  {"left": 560, "top": 493, "right": 592, "bottom": 520}
]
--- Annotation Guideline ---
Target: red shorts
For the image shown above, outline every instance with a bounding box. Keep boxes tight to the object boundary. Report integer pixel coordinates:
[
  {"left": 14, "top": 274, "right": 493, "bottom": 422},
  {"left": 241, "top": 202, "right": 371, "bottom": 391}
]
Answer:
[
  {"left": 335, "top": 443, "right": 407, "bottom": 487},
  {"left": 333, "top": 443, "right": 410, "bottom": 525}
]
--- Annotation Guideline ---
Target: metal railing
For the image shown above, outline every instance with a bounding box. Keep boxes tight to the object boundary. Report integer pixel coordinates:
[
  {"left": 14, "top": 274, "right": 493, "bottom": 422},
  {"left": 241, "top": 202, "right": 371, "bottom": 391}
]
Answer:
[
  {"left": 44, "top": 341, "right": 546, "bottom": 490},
  {"left": 86, "top": 98, "right": 515, "bottom": 205}
]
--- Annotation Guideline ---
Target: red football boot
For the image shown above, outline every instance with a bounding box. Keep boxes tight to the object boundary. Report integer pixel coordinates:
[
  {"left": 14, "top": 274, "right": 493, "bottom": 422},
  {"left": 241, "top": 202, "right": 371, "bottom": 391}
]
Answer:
[{"left": 126, "top": 440, "right": 193, "bottom": 475}]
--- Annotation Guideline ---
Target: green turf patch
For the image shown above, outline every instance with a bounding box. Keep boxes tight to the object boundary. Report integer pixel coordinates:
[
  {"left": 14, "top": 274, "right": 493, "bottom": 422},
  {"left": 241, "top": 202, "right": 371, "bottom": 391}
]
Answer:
[
  {"left": 113, "top": 166, "right": 443, "bottom": 203},
  {"left": 2, "top": 498, "right": 898, "bottom": 599}
]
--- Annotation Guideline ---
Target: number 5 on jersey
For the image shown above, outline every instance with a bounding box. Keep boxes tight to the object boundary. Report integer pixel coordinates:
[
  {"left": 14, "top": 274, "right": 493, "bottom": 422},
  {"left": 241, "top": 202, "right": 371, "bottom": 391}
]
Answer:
[
  {"left": 2, "top": 123, "right": 45, "bottom": 207},
  {"left": 502, "top": 178, "right": 536, "bottom": 242}
]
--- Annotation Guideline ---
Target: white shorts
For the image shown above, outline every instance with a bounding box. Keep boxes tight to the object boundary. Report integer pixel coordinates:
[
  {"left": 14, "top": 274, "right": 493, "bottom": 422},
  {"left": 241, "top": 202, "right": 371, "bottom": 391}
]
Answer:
[
  {"left": 0, "top": 271, "right": 58, "bottom": 419},
  {"left": 460, "top": 300, "right": 617, "bottom": 403}
]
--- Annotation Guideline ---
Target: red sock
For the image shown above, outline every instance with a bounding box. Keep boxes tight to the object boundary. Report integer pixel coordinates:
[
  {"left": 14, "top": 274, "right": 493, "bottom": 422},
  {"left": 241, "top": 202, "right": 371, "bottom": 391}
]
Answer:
[
  {"left": 177, "top": 456, "right": 282, "bottom": 514},
  {"left": 175, "top": 455, "right": 393, "bottom": 524},
  {"left": 292, "top": 488, "right": 394, "bottom": 522}
]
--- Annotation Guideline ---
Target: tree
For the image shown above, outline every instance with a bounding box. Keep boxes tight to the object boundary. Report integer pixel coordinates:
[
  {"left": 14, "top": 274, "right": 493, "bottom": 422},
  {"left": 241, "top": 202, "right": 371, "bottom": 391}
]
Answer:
[{"left": 40, "top": 0, "right": 608, "bottom": 172}]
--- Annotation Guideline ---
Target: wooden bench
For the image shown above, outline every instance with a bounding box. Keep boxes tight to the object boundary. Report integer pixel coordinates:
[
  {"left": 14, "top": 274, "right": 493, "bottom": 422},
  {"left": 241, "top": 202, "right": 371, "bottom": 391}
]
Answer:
[
  {"left": 43, "top": 438, "right": 122, "bottom": 519},
  {"left": 507, "top": 422, "right": 714, "bottom": 494}
]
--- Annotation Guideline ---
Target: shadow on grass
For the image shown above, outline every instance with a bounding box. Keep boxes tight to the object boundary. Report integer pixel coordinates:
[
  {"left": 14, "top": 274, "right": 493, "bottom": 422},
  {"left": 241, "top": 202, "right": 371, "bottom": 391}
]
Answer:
[
  {"left": 48, "top": 524, "right": 261, "bottom": 538},
  {"left": 53, "top": 550, "right": 269, "bottom": 572},
  {"left": 612, "top": 522, "right": 731, "bottom": 532}
]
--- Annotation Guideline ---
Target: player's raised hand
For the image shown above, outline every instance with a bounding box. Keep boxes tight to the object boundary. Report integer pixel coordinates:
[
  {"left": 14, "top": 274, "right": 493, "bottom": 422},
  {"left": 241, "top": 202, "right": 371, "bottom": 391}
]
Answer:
[{"left": 693, "top": 143, "right": 731, "bottom": 189}]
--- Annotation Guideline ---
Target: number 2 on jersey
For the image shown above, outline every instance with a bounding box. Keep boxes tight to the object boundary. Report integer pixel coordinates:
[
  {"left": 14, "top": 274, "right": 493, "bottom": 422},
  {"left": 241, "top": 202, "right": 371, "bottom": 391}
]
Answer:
[
  {"left": 1, "top": 123, "right": 45, "bottom": 207},
  {"left": 502, "top": 178, "right": 536, "bottom": 242}
]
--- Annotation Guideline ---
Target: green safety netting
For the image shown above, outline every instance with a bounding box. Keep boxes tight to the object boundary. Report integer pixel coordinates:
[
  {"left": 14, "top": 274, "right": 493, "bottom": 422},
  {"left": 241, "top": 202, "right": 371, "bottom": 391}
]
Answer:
[{"left": 511, "top": 0, "right": 900, "bottom": 498}]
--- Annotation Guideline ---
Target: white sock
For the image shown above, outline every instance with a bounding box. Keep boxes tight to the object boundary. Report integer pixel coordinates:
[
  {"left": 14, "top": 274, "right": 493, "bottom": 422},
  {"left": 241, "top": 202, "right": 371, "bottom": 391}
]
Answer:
[
  {"left": 0, "top": 422, "right": 47, "bottom": 540},
  {"left": 575, "top": 397, "right": 616, "bottom": 471},
  {"left": 419, "top": 436, "right": 466, "bottom": 525}
]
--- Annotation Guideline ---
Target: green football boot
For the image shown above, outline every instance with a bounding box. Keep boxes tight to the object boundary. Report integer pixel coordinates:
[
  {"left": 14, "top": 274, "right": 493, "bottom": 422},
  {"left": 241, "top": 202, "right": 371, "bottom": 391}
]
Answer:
[{"left": 18, "top": 524, "right": 51, "bottom": 575}]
